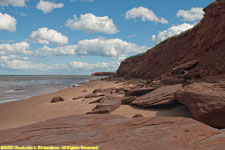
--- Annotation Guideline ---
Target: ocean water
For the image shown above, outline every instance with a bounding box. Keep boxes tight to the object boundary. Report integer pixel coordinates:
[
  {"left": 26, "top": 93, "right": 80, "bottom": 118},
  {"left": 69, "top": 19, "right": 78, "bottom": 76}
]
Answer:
[{"left": 0, "top": 75, "right": 103, "bottom": 104}]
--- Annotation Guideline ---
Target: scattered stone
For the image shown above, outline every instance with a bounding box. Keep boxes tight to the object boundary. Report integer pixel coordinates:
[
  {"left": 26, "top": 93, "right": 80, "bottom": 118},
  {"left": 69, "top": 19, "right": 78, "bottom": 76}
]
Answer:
[
  {"left": 116, "top": 88, "right": 125, "bottom": 94},
  {"left": 184, "top": 71, "right": 201, "bottom": 80},
  {"left": 172, "top": 60, "right": 199, "bottom": 74},
  {"left": 92, "top": 88, "right": 105, "bottom": 93},
  {"left": 175, "top": 82, "right": 225, "bottom": 128},
  {"left": 125, "top": 87, "right": 156, "bottom": 97},
  {"left": 85, "top": 93, "right": 104, "bottom": 98},
  {"left": 50, "top": 97, "right": 64, "bottom": 103},
  {"left": 131, "top": 84, "right": 182, "bottom": 107},
  {"left": 89, "top": 96, "right": 107, "bottom": 104},
  {"left": 160, "top": 75, "right": 184, "bottom": 85},
  {"left": 120, "top": 87, "right": 131, "bottom": 92},
  {"left": 121, "top": 96, "right": 137, "bottom": 105},
  {"left": 104, "top": 87, "right": 117, "bottom": 94},
  {"left": 72, "top": 96, "right": 84, "bottom": 100},
  {"left": 87, "top": 96, "right": 122, "bottom": 114},
  {"left": 132, "top": 114, "right": 143, "bottom": 118},
  {"left": 82, "top": 89, "right": 87, "bottom": 92}
]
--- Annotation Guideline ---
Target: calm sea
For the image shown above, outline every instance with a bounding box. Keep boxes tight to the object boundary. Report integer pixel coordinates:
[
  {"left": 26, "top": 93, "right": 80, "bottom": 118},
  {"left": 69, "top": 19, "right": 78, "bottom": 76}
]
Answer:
[{"left": 0, "top": 75, "right": 103, "bottom": 104}]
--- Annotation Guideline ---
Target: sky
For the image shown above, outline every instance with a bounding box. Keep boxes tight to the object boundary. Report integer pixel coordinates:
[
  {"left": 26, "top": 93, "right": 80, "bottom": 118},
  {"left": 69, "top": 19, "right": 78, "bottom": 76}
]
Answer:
[{"left": 0, "top": 0, "right": 215, "bottom": 75}]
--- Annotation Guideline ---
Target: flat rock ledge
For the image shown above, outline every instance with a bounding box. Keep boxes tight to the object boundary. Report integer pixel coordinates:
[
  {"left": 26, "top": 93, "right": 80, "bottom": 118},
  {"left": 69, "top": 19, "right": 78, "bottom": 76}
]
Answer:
[
  {"left": 175, "top": 81, "right": 225, "bottom": 128},
  {"left": 131, "top": 84, "right": 182, "bottom": 107},
  {"left": 0, "top": 114, "right": 225, "bottom": 150}
]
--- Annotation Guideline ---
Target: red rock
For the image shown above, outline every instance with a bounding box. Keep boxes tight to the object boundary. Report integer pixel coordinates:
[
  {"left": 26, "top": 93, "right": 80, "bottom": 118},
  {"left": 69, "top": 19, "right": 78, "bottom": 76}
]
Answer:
[
  {"left": 50, "top": 97, "right": 64, "bottom": 103},
  {"left": 171, "top": 60, "right": 199, "bottom": 74},
  {"left": 89, "top": 97, "right": 103, "bottom": 104},
  {"left": 84, "top": 93, "right": 104, "bottom": 98},
  {"left": 92, "top": 72, "right": 116, "bottom": 76},
  {"left": 87, "top": 96, "right": 122, "bottom": 114},
  {"left": 160, "top": 75, "right": 184, "bottom": 85},
  {"left": 120, "top": 87, "right": 132, "bottom": 92},
  {"left": 82, "top": 89, "right": 87, "bottom": 92},
  {"left": 92, "top": 88, "right": 105, "bottom": 93},
  {"left": 72, "top": 96, "right": 84, "bottom": 100},
  {"left": 0, "top": 114, "right": 224, "bottom": 150},
  {"left": 89, "top": 95, "right": 115, "bottom": 104},
  {"left": 132, "top": 114, "right": 143, "bottom": 118},
  {"left": 125, "top": 87, "right": 156, "bottom": 97},
  {"left": 121, "top": 96, "right": 137, "bottom": 105},
  {"left": 175, "top": 81, "right": 225, "bottom": 128},
  {"left": 103, "top": 87, "right": 117, "bottom": 93},
  {"left": 116, "top": 88, "right": 125, "bottom": 94},
  {"left": 131, "top": 84, "right": 182, "bottom": 107}
]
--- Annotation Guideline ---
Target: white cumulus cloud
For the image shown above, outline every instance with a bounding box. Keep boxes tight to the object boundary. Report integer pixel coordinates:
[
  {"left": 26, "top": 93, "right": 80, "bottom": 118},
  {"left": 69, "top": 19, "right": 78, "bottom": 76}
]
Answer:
[
  {"left": 0, "top": 55, "right": 119, "bottom": 73},
  {"left": 30, "top": 28, "right": 68, "bottom": 45},
  {"left": 35, "top": 37, "right": 147, "bottom": 57},
  {"left": 0, "top": 12, "right": 17, "bottom": 32},
  {"left": 0, "top": 42, "right": 32, "bottom": 55},
  {"left": 0, "top": 55, "right": 45, "bottom": 70},
  {"left": 36, "top": 0, "right": 64, "bottom": 14},
  {"left": 66, "top": 13, "right": 119, "bottom": 34},
  {"left": 69, "top": 61, "right": 118, "bottom": 71},
  {"left": 0, "top": 0, "right": 27, "bottom": 7},
  {"left": 125, "top": 6, "right": 168, "bottom": 24},
  {"left": 75, "top": 38, "right": 146, "bottom": 57},
  {"left": 36, "top": 45, "right": 76, "bottom": 56},
  {"left": 176, "top": 7, "right": 204, "bottom": 22},
  {"left": 152, "top": 23, "right": 194, "bottom": 44}
]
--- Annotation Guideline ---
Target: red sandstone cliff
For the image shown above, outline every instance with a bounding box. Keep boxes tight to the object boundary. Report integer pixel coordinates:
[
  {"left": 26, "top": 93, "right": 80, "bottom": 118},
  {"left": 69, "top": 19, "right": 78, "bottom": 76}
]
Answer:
[
  {"left": 92, "top": 72, "right": 116, "bottom": 76},
  {"left": 117, "top": 0, "right": 225, "bottom": 79}
]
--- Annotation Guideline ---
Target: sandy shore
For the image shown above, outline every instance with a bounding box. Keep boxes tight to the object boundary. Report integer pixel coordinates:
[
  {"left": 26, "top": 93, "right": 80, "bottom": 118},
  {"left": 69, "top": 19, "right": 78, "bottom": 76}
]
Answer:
[
  {"left": 0, "top": 79, "right": 192, "bottom": 130},
  {"left": 0, "top": 80, "right": 121, "bottom": 130}
]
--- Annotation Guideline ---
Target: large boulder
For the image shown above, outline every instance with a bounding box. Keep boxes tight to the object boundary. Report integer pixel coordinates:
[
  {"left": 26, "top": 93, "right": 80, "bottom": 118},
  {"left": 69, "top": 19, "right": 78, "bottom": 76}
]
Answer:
[
  {"left": 131, "top": 84, "right": 182, "bottom": 107},
  {"left": 175, "top": 81, "right": 225, "bottom": 128},
  {"left": 0, "top": 114, "right": 224, "bottom": 150}
]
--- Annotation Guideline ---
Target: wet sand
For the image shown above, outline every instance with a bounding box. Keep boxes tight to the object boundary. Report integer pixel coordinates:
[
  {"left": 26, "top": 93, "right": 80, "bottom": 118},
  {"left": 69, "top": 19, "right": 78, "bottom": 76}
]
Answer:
[{"left": 0, "top": 80, "right": 122, "bottom": 130}]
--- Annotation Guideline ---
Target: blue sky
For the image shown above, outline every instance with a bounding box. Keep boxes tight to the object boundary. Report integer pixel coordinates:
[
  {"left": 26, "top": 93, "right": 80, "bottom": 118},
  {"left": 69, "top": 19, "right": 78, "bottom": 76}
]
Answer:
[{"left": 0, "top": 0, "right": 214, "bottom": 75}]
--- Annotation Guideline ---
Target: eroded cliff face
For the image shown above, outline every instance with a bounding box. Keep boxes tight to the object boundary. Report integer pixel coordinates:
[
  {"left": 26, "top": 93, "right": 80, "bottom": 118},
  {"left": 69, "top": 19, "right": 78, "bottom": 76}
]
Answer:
[{"left": 117, "top": 0, "right": 225, "bottom": 79}]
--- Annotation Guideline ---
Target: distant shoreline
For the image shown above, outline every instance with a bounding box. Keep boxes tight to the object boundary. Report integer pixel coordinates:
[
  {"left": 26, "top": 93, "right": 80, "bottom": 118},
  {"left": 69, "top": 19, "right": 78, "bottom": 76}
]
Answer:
[{"left": 0, "top": 75, "right": 105, "bottom": 104}]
